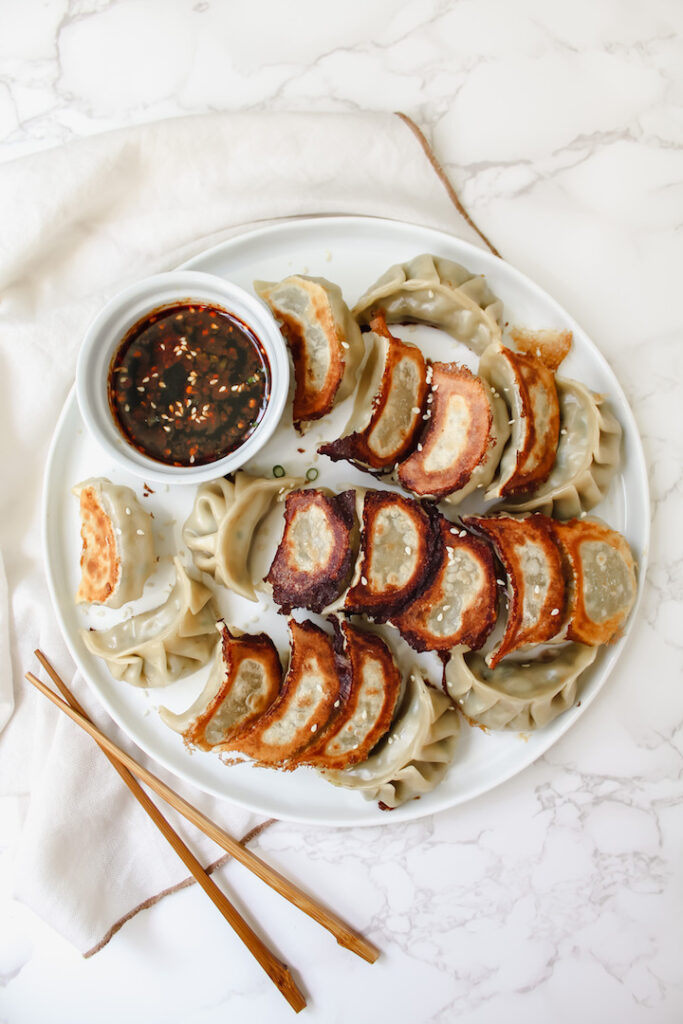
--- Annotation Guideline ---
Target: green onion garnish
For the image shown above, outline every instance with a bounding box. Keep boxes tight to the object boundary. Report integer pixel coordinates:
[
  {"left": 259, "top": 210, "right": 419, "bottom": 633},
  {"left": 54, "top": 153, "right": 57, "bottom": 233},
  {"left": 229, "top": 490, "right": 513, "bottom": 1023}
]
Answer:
[
  {"left": 306, "top": 467, "right": 319, "bottom": 482},
  {"left": 273, "top": 465, "right": 285, "bottom": 478}
]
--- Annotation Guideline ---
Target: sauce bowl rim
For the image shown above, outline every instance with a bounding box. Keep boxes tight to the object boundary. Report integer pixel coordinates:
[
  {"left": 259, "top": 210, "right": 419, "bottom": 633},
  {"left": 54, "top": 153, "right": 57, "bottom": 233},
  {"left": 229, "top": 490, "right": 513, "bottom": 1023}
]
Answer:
[{"left": 76, "top": 270, "right": 290, "bottom": 485}]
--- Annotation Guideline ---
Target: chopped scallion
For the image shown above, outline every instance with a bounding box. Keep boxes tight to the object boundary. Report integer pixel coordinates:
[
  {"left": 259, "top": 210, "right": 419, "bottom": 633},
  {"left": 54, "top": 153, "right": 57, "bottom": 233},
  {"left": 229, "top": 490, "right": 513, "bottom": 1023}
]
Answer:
[
  {"left": 273, "top": 465, "right": 285, "bottom": 478},
  {"left": 306, "top": 467, "right": 319, "bottom": 482}
]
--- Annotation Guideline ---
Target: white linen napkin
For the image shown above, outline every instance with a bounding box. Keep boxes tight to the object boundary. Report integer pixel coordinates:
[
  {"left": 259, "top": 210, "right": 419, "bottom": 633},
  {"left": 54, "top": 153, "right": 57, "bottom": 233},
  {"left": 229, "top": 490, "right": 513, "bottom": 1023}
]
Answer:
[{"left": 0, "top": 110, "right": 493, "bottom": 955}]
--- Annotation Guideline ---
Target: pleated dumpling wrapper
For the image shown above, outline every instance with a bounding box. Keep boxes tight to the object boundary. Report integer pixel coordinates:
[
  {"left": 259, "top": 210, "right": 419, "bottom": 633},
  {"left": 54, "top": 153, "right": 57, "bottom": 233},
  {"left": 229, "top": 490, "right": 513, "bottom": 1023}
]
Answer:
[
  {"left": 546, "top": 517, "right": 637, "bottom": 646},
  {"left": 159, "top": 621, "right": 282, "bottom": 750},
  {"left": 394, "top": 514, "right": 498, "bottom": 653},
  {"left": 502, "top": 378, "right": 622, "bottom": 520},
  {"left": 265, "top": 488, "right": 360, "bottom": 614},
  {"left": 81, "top": 556, "right": 218, "bottom": 687},
  {"left": 463, "top": 513, "right": 567, "bottom": 667},
  {"left": 254, "top": 275, "right": 363, "bottom": 432},
  {"left": 481, "top": 342, "right": 560, "bottom": 499},
  {"left": 183, "top": 472, "right": 303, "bottom": 601},
  {"left": 300, "top": 620, "right": 402, "bottom": 771},
  {"left": 74, "top": 477, "right": 155, "bottom": 609},
  {"left": 318, "top": 313, "right": 428, "bottom": 472},
  {"left": 353, "top": 253, "right": 503, "bottom": 355},
  {"left": 229, "top": 619, "right": 349, "bottom": 768},
  {"left": 323, "top": 669, "right": 461, "bottom": 809},
  {"left": 444, "top": 643, "right": 598, "bottom": 731},
  {"left": 397, "top": 361, "right": 510, "bottom": 503}
]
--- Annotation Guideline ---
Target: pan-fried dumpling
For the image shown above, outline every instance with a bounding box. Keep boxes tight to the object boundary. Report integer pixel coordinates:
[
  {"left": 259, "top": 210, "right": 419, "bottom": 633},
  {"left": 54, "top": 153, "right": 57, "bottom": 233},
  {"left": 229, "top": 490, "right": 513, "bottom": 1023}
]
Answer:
[
  {"left": 265, "top": 488, "right": 360, "bottom": 613},
  {"left": 394, "top": 515, "right": 498, "bottom": 653},
  {"left": 159, "top": 621, "right": 282, "bottom": 749},
  {"left": 353, "top": 253, "right": 503, "bottom": 355},
  {"left": 397, "top": 361, "right": 510, "bottom": 503},
  {"left": 546, "top": 518, "right": 637, "bottom": 646},
  {"left": 231, "top": 619, "right": 349, "bottom": 767},
  {"left": 463, "top": 514, "right": 566, "bottom": 667},
  {"left": 501, "top": 378, "right": 622, "bottom": 519},
  {"left": 443, "top": 643, "right": 598, "bottom": 731},
  {"left": 81, "top": 557, "right": 218, "bottom": 687},
  {"left": 323, "top": 670, "right": 460, "bottom": 809},
  {"left": 319, "top": 314, "right": 428, "bottom": 472},
  {"left": 301, "top": 620, "right": 402, "bottom": 770},
  {"left": 481, "top": 342, "right": 560, "bottom": 498},
  {"left": 508, "top": 326, "right": 573, "bottom": 371},
  {"left": 183, "top": 472, "right": 302, "bottom": 601},
  {"left": 74, "top": 478, "right": 155, "bottom": 608},
  {"left": 254, "top": 275, "right": 363, "bottom": 431},
  {"left": 344, "top": 490, "right": 441, "bottom": 621}
]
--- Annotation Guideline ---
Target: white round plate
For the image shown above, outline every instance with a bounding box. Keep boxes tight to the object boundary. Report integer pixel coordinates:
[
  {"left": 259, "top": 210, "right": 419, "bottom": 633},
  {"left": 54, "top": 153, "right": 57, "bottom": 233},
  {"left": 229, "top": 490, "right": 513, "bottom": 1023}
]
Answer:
[{"left": 43, "top": 216, "right": 650, "bottom": 827}]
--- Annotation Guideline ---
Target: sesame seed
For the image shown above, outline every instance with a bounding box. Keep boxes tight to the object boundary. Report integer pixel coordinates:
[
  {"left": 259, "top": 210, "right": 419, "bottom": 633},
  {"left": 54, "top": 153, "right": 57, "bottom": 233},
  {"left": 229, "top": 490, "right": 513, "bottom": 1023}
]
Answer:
[
  {"left": 496, "top": 578, "right": 505, "bottom": 586},
  {"left": 361, "top": 576, "right": 368, "bottom": 586},
  {"left": 459, "top": 529, "right": 467, "bottom": 537},
  {"left": 136, "top": 386, "right": 144, "bottom": 393},
  {"left": 125, "top": 507, "right": 131, "bottom": 515},
  {"left": 310, "top": 723, "right": 318, "bottom": 733},
  {"left": 534, "top": 585, "right": 540, "bottom": 594},
  {"left": 508, "top": 419, "right": 515, "bottom": 425},
  {"left": 405, "top": 546, "right": 412, "bottom": 555},
  {"left": 436, "top": 613, "right": 443, "bottom": 622},
  {"left": 417, "top": 443, "right": 423, "bottom": 451},
  {"left": 333, "top": 700, "right": 340, "bottom": 708},
  {"left": 341, "top": 341, "right": 350, "bottom": 350},
  {"left": 551, "top": 608, "right": 560, "bottom": 616},
  {"left": 412, "top": 407, "right": 420, "bottom": 414},
  {"left": 450, "top": 528, "right": 458, "bottom": 535},
  {"left": 136, "top": 529, "right": 145, "bottom": 536}
]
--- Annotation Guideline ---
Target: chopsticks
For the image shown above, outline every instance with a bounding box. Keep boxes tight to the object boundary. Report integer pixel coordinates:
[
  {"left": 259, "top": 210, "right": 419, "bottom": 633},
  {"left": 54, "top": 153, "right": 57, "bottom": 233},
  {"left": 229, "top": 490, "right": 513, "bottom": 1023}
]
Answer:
[
  {"left": 26, "top": 657, "right": 306, "bottom": 1014},
  {"left": 26, "top": 653, "right": 380, "bottom": 1002}
]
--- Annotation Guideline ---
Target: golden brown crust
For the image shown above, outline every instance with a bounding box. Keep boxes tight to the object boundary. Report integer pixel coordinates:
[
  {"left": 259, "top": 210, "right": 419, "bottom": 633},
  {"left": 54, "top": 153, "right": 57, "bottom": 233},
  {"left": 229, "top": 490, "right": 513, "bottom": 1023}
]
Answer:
[
  {"left": 231, "top": 620, "right": 349, "bottom": 767},
  {"left": 344, "top": 490, "right": 442, "bottom": 621},
  {"left": 183, "top": 624, "right": 282, "bottom": 750},
  {"left": 545, "top": 517, "right": 637, "bottom": 646},
  {"left": 394, "top": 516, "right": 498, "bottom": 652},
  {"left": 265, "top": 489, "right": 359, "bottom": 613},
  {"left": 500, "top": 347, "right": 560, "bottom": 496},
  {"left": 397, "top": 362, "right": 494, "bottom": 499},
  {"left": 76, "top": 485, "right": 120, "bottom": 604},
  {"left": 463, "top": 513, "right": 567, "bottom": 666},
  {"left": 510, "top": 327, "right": 573, "bottom": 372},
  {"left": 278, "top": 298, "right": 346, "bottom": 427},
  {"left": 318, "top": 313, "right": 428, "bottom": 470},
  {"left": 301, "top": 620, "right": 402, "bottom": 770}
]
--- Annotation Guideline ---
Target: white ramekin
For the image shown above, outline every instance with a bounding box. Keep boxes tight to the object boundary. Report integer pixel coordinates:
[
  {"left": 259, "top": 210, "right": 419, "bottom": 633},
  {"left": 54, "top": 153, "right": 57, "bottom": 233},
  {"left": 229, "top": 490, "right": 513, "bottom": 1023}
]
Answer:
[{"left": 76, "top": 271, "right": 290, "bottom": 485}]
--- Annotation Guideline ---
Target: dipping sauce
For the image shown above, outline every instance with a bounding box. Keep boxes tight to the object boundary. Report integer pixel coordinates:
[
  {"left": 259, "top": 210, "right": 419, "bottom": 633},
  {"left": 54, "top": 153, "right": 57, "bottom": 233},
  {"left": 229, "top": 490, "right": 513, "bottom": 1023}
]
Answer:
[{"left": 108, "top": 303, "right": 271, "bottom": 467}]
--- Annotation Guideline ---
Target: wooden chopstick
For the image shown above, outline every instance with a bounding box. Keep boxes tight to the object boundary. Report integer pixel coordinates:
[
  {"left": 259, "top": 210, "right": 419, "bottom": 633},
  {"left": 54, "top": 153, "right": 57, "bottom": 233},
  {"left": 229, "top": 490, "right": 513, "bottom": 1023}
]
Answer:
[
  {"left": 26, "top": 664, "right": 306, "bottom": 1014},
  {"left": 31, "top": 651, "right": 380, "bottom": 965}
]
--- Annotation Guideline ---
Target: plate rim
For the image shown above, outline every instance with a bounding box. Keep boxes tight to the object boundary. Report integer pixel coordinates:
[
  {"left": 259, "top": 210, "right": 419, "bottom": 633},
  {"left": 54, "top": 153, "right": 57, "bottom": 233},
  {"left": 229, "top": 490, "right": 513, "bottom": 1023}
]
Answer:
[{"left": 42, "top": 213, "right": 651, "bottom": 827}]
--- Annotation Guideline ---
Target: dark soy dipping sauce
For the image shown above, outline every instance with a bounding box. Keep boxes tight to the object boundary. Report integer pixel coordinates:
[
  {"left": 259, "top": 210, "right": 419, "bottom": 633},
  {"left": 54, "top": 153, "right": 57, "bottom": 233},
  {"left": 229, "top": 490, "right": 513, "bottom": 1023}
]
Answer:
[{"left": 108, "top": 303, "right": 271, "bottom": 467}]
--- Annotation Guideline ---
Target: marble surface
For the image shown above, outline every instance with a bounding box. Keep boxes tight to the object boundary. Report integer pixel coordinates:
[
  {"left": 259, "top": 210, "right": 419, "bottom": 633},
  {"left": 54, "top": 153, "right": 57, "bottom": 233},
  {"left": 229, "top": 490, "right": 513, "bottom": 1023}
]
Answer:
[{"left": 1, "top": 1, "right": 682, "bottom": 1022}]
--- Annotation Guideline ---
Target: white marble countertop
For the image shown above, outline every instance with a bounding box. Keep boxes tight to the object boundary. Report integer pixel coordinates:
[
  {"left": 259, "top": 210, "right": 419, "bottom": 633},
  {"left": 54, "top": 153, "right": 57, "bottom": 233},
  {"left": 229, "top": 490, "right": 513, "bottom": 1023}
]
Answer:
[{"left": 1, "top": 2, "right": 682, "bottom": 1022}]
